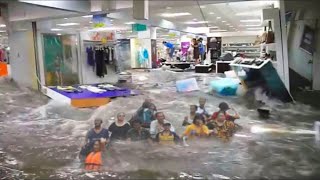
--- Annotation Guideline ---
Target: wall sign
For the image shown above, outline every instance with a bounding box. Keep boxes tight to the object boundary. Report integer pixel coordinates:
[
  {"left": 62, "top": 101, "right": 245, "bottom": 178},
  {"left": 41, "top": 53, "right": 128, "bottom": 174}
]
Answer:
[{"left": 300, "top": 25, "right": 315, "bottom": 54}]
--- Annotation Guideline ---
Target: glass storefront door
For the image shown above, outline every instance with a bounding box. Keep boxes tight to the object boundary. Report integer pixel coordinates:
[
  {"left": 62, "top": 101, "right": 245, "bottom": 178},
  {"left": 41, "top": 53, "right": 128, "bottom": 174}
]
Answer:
[{"left": 42, "top": 34, "right": 80, "bottom": 86}]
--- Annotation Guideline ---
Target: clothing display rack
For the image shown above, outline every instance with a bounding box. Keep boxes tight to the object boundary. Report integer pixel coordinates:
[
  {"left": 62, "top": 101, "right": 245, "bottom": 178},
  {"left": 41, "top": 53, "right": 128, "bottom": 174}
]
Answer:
[{"left": 84, "top": 40, "right": 118, "bottom": 78}]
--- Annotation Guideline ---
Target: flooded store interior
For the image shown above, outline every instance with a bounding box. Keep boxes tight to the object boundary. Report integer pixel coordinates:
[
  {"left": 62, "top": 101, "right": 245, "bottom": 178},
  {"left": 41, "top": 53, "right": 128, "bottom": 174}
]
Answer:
[{"left": 1, "top": 0, "right": 320, "bottom": 179}]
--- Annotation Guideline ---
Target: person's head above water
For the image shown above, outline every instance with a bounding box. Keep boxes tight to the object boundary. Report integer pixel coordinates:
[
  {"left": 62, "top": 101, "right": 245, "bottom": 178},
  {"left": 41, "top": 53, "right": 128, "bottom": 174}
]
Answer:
[
  {"left": 218, "top": 102, "right": 230, "bottom": 112},
  {"left": 93, "top": 140, "right": 101, "bottom": 152},
  {"left": 94, "top": 118, "right": 103, "bottom": 129},
  {"left": 216, "top": 112, "right": 226, "bottom": 126},
  {"left": 193, "top": 114, "right": 205, "bottom": 126},
  {"left": 155, "top": 112, "right": 165, "bottom": 123},
  {"left": 163, "top": 122, "right": 171, "bottom": 131},
  {"left": 199, "top": 97, "right": 206, "bottom": 108},
  {"left": 117, "top": 112, "right": 125, "bottom": 122},
  {"left": 132, "top": 120, "right": 142, "bottom": 130},
  {"left": 190, "top": 105, "right": 197, "bottom": 113}
]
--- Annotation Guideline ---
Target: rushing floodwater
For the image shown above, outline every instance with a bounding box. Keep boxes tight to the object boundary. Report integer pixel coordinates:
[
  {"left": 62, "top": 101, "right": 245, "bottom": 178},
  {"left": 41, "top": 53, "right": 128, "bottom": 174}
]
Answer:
[{"left": 1, "top": 70, "right": 320, "bottom": 179}]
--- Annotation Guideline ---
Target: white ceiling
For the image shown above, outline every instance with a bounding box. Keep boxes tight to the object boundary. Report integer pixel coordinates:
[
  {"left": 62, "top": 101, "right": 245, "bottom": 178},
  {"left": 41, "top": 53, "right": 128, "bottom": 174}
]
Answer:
[{"left": 34, "top": 0, "right": 278, "bottom": 36}]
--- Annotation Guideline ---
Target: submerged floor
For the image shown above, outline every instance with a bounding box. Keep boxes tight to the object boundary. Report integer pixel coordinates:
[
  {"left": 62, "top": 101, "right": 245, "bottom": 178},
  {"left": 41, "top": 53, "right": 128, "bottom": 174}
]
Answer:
[{"left": 1, "top": 70, "right": 320, "bottom": 179}]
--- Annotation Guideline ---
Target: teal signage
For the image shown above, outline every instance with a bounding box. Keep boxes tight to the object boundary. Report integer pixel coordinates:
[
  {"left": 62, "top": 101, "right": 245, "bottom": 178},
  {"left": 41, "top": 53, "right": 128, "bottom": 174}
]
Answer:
[{"left": 132, "top": 23, "right": 147, "bottom": 32}]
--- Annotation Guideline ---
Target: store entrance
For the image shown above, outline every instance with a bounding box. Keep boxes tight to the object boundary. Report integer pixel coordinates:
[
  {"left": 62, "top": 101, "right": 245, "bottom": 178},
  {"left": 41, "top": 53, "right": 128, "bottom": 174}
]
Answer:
[{"left": 42, "top": 33, "right": 80, "bottom": 86}]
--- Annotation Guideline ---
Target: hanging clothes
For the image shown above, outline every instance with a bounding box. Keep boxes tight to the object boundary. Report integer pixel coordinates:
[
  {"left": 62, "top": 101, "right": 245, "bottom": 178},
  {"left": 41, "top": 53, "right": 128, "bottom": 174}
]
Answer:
[
  {"left": 104, "top": 46, "right": 110, "bottom": 64},
  {"left": 86, "top": 47, "right": 95, "bottom": 70},
  {"left": 110, "top": 47, "right": 115, "bottom": 63},
  {"left": 95, "top": 48, "right": 106, "bottom": 77}
]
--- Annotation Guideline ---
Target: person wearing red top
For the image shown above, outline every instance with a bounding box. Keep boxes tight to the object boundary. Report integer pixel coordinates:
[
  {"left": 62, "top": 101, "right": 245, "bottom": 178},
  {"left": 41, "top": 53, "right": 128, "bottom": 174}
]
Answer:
[{"left": 210, "top": 102, "right": 240, "bottom": 122}]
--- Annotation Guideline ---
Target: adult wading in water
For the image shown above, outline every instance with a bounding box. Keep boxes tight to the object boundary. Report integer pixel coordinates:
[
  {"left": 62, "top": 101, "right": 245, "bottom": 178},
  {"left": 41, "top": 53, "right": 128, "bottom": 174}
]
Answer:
[{"left": 80, "top": 118, "right": 109, "bottom": 159}]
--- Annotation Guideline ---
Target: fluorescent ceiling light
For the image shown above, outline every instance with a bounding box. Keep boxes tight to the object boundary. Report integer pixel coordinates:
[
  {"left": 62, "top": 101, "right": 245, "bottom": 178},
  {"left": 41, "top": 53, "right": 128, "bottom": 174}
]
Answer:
[
  {"left": 166, "top": 6, "right": 172, "bottom": 9},
  {"left": 64, "top": 18, "right": 68, "bottom": 20},
  {"left": 0, "top": 24, "right": 6, "bottom": 28},
  {"left": 57, "top": 33, "right": 62, "bottom": 35},
  {"left": 185, "top": 21, "right": 209, "bottom": 24},
  {"left": 57, "top": 23, "right": 80, "bottom": 26},
  {"left": 222, "top": 21, "right": 226, "bottom": 23},
  {"left": 88, "top": 27, "right": 128, "bottom": 32},
  {"left": 209, "top": 12, "right": 214, "bottom": 15},
  {"left": 125, "top": 22, "right": 135, "bottom": 25},
  {"left": 200, "top": 5, "right": 206, "bottom": 8},
  {"left": 240, "top": 24, "right": 261, "bottom": 27},
  {"left": 82, "top": 15, "right": 93, "bottom": 18},
  {"left": 0, "top": 31, "right": 6, "bottom": 33},
  {"left": 89, "top": 21, "right": 93, "bottom": 24},
  {"left": 216, "top": 17, "right": 221, "bottom": 19},
  {"left": 236, "top": 11, "right": 261, "bottom": 16},
  {"left": 51, "top": 28, "right": 63, "bottom": 31},
  {"left": 240, "top": 19, "right": 261, "bottom": 22},
  {"left": 247, "top": 27, "right": 263, "bottom": 30},
  {"left": 110, "top": 19, "right": 114, "bottom": 22},
  {"left": 161, "top": 12, "right": 191, "bottom": 17},
  {"left": 229, "top": 25, "right": 234, "bottom": 27},
  {"left": 210, "top": 29, "right": 227, "bottom": 32},
  {"left": 193, "top": 18, "right": 197, "bottom": 21}
]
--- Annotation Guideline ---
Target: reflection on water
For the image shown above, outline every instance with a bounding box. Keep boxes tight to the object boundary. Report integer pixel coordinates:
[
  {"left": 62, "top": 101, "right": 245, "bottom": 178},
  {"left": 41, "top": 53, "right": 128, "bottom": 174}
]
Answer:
[{"left": 1, "top": 71, "right": 320, "bottom": 179}]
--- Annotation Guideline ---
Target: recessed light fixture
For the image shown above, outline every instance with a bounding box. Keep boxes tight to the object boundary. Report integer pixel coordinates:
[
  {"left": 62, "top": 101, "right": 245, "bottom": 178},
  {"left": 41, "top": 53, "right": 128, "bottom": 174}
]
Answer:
[
  {"left": 82, "top": 15, "right": 93, "bottom": 18},
  {"left": 193, "top": 18, "right": 197, "bottom": 21},
  {"left": 57, "top": 23, "right": 80, "bottom": 26},
  {"left": 89, "top": 21, "right": 93, "bottom": 24},
  {"left": 240, "top": 24, "right": 261, "bottom": 27},
  {"left": 166, "top": 6, "right": 172, "bottom": 10},
  {"left": 0, "top": 24, "right": 6, "bottom": 28},
  {"left": 64, "top": 18, "right": 68, "bottom": 20},
  {"left": 216, "top": 17, "right": 221, "bottom": 19},
  {"left": 209, "top": 12, "right": 215, "bottom": 15},
  {"left": 226, "top": 23, "right": 230, "bottom": 25},
  {"left": 200, "top": 5, "right": 206, "bottom": 8},
  {"left": 51, "top": 28, "right": 63, "bottom": 31},
  {"left": 222, "top": 21, "right": 226, "bottom": 23},
  {"left": 184, "top": 21, "right": 209, "bottom": 24},
  {"left": 240, "top": 19, "right": 261, "bottom": 22},
  {"left": 125, "top": 22, "right": 135, "bottom": 25},
  {"left": 57, "top": 33, "right": 62, "bottom": 35},
  {"left": 161, "top": 12, "right": 192, "bottom": 17},
  {"left": 110, "top": 19, "right": 114, "bottom": 22}
]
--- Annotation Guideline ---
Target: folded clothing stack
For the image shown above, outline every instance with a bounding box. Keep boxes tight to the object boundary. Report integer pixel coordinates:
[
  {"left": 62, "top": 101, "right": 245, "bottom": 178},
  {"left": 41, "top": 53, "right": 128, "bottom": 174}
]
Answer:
[
  {"left": 79, "top": 85, "right": 106, "bottom": 93},
  {"left": 57, "top": 86, "right": 82, "bottom": 93}
]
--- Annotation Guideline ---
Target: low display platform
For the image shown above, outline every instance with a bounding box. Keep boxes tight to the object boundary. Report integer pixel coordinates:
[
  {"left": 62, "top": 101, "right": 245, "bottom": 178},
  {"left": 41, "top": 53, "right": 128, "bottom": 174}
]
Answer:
[
  {"left": 164, "top": 62, "right": 194, "bottom": 70},
  {"left": 195, "top": 63, "right": 214, "bottom": 73},
  {"left": 42, "top": 85, "right": 131, "bottom": 108}
]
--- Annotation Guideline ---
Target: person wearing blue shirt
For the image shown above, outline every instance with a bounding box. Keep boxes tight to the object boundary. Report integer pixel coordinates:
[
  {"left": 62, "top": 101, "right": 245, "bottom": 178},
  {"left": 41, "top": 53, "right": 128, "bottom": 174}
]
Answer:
[{"left": 163, "top": 41, "right": 175, "bottom": 61}]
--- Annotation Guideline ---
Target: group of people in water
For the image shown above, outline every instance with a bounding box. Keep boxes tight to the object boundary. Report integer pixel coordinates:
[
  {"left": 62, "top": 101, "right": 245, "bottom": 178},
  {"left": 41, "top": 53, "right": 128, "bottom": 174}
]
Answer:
[{"left": 81, "top": 97, "right": 241, "bottom": 171}]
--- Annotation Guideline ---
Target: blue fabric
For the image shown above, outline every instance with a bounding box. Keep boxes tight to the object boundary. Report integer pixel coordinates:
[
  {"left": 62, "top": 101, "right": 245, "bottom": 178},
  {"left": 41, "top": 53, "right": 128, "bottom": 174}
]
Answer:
[
  {"left": 199, "top": 43, "right": 205, "bottom": 55},
  {"left": 87, "top": 128, "right": 109, "bottom": 148},
  {"left": 164, "top": 42, "right": 174, "bottom": 49}
]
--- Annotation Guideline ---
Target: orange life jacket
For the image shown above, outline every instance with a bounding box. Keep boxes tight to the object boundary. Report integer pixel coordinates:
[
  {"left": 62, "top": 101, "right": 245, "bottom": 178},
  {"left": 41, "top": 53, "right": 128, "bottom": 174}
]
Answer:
[{"left": 85, "top": 151, "right": 102, "bottom": 171}]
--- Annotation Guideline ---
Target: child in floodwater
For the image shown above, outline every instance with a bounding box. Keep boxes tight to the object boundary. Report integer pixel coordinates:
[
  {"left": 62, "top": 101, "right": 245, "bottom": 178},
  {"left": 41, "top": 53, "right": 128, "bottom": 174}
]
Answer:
[
  {"left": 182, "top": 105, "right": 198, "bottom": 126},
  {"left": 85, "top": 140, "right": 104, "bottom": 171},
  {"left": 155, "top": 123, "right": 180, "bottom": 145},
  {"left": 182, "top": 114, "right": 210, "bottom": 140}
]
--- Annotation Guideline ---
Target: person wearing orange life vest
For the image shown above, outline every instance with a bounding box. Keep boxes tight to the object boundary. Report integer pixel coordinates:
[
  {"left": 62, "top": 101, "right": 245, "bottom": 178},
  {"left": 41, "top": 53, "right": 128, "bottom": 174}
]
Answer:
[
  {"left": 155, "top": 123, "right": 180, "bottom": 145},
  {"left": 85, "top": 140, "right": 103, "bottom": 171}
]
